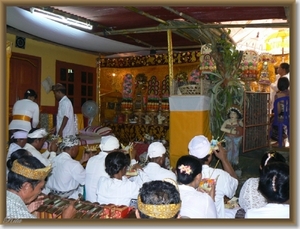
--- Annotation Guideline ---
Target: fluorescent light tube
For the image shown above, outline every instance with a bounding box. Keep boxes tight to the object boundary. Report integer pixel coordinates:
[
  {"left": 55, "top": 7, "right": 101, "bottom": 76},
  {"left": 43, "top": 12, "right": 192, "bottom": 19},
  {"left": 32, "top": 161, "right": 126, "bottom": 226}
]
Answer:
[{"left": 30, "top": 7, "right": 93, "bottom": 30}]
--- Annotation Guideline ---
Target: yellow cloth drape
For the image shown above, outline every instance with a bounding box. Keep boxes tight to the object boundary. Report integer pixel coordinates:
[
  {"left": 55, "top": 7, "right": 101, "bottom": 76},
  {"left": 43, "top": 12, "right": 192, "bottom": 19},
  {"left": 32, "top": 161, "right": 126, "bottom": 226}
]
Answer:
[
  {"left": 76, "top": 113, "right": 84, "bottom": 132},
  {"left": 169, "top": 111, "right": 211, "bottom": 167},
  {"left": 169, "top": 95, "right": 211, "bottom": 168}
]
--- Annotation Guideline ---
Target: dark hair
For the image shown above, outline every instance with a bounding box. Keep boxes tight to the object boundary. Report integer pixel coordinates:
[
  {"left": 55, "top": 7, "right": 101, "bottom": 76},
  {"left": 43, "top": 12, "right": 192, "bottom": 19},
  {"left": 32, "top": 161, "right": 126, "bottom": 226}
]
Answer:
[
  {"left": 277, "top": 77, "right": 289, "bottom": 91},
  {"left": 7, "top": 149, "right": 31, "bottom": 170},
  {"left": 24, "top": 89, "right": 37, "bottom": 99},
  {"left": 52, "top": 83, "right": 66, "bottom": 94},
  {"left": 259, "top": 151, "right": 286, "bottom": 174},
  {"left": 280, "top": 63, "right": 290, "bottom": 74},
  {"left": 176, "top": 155, "right": 203, "bottom": 185},
  {"left": 104, "top": 151, "right": 130, "bottom": 177},
  {"left": 138, "top": 180, "right": 181, "bottom": 219},
  {"left": 227, "top": 108, "right": 242, "bottom": 119},
  {"left": 258, "top": 162, "right": 289, "bottom": 203},
  {"left": 7, "top": 155, "right": 47, "bottom": 191}
]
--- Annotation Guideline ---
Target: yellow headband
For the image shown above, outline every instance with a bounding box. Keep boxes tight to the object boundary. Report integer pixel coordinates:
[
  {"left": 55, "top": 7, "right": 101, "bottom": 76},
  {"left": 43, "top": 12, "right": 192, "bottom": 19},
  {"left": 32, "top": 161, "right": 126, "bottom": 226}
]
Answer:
[
  {"left": 11, "top": 160, "right": 52, "bottom": 180},
  {"left": 137, "top": 195, "right": 181, "bottom": 219}
]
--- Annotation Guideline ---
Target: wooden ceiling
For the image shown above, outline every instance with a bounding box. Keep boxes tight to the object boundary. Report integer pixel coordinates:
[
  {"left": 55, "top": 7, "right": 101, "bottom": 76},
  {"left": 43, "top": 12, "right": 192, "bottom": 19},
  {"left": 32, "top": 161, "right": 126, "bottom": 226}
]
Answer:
[{"left": 17, "top": 6, "right": 289, "bottom": 56}]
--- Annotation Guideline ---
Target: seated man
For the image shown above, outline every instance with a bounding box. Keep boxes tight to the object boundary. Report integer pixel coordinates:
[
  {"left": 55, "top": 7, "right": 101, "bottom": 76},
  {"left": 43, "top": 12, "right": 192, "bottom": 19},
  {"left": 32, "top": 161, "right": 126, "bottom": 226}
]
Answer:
[
  {"left": 45, "top": 135, "right": 89, "bottom": 199},
  {"left": 23, "top": 128, "right": 57, "bottom": 166},
  {"left": 6, "top": 154, "right": 75, "bottom": 219},
  {"left": 188, "top": 135, "right": 238, "bottom": 218},
  {"left": 136, "top": 180, "right": 181, "bottom": 219},
  {"left": 143, "top": 142, "right": 176, "bottom": 181}
]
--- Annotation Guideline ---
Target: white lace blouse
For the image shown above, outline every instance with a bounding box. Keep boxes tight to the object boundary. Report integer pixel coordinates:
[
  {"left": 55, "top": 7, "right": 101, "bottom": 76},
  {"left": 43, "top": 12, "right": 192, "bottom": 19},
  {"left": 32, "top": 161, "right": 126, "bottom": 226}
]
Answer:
[{"left": 239, "top": 177, "right": 268, "bottom": 211}]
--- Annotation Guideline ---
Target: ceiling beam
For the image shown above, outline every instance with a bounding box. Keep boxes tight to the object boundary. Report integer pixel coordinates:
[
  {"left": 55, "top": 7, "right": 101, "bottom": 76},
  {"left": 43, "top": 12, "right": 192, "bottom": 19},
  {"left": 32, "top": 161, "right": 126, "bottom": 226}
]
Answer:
[
  {"left": 124, "top": 6, "right": 202, "bottom": 44},
  {"left": 96, "top": 22, "right": 289, "bottom": 36}
]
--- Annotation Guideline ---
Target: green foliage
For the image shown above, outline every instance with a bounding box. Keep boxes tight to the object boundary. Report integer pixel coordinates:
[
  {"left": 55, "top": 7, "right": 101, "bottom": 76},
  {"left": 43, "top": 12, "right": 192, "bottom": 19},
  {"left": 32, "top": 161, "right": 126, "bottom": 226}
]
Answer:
[{"left": 205, "top": 30, "right": 245, "bottom": 138}]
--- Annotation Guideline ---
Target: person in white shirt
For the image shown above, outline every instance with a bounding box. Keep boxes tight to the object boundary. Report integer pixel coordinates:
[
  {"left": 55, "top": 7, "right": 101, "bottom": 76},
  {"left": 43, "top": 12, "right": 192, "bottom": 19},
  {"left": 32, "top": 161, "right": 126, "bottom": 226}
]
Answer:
[
  {"left": 270, "top": 62, "right": 290, "bottom": 112},
  {"left": 23, "top": 128, "right": 57, "bottom": 166},
  {"left": 143, "top": 142, "right": 176, "bottom": 181},
  {"left": 85, "top": 135, "right": 120, "bottom": 202},
  {"left": 239, "top": 151, "right": 286, "bottom": 211},
  {"left": 6, "top": 131, "right": 28, "bottom": 178},
  {"left": 176, "top": 155, "right": 217, "bottom": 218},
  {"left": 245, "top": 162, "right": 289, "bottom": 218},
  {"left": 51, "top": 83, "right": 75, "bottom": 137},
  {"left": 9, "top": 89, "right": 39, "bottom": 132},
  {"left": 96, "top": 151, "right": 151, "bottom": 206},
  {"left": 46, "top": 135, "right": 90, "bottom": 199},
  {"left": 188, "top": 135, "right": 238, "bottom": 218}
]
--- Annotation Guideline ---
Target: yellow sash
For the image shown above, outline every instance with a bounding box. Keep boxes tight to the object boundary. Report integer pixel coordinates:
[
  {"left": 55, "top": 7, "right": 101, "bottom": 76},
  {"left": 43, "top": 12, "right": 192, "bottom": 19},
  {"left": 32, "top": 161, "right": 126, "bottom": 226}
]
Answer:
[{"left": 13, "top": 115, "right": 31, "bottom": 122}]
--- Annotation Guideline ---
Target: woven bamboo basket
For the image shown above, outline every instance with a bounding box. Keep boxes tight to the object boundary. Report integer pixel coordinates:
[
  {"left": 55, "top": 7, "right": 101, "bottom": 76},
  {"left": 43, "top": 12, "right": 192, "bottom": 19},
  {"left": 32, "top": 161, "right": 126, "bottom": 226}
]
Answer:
[{"left": 179, "top": 80, "right": 211, "bottom": 95}]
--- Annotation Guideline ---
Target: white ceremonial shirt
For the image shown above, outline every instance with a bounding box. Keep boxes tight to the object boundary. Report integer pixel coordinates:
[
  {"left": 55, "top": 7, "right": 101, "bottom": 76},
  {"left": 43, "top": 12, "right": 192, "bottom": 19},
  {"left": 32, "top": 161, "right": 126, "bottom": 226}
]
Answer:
[
  {"left": 245, "top": 203, "right": 289, "bottom": 218},
  {"left": 23, "top": 143, "right": 55, "bottom": 166},
  {"left": 56, "top": 95, "right": 75, "bottom": 137},
  {"left": 201, "top": 164, "right": 238, "bottom": 218},
  {"left": 9, "top": 99, "right": 39, "bottom": 132},
  {"left": 85, "top": 151, "right": 139, "bottom": 203},
  {"left": 46, "top": 152, "right": 85, "bottom": 199},
  {"left": 96, "top": 170, "right": 150, "bottom": 206},
  {"left": 239, "top": 177, "right": 268, "bottom": 211},
  {"left": 143, "top": 162, "right": 177, "bottom": 181},
  {"left": 85, "top": 151, "right": 109, "bottom": 202},
  {"left": 6, "top": 143, "right": 22, "bottom": 179},
  {"left": 178, "top": 184, "right": 217, "bottom": 218}
]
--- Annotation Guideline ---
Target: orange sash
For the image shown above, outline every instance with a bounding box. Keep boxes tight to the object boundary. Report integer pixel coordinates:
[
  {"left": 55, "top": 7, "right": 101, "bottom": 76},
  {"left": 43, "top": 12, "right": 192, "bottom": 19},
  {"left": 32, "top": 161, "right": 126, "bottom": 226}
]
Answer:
[{"left": 13, "top": 115, "right": 31, "bottom": 122}]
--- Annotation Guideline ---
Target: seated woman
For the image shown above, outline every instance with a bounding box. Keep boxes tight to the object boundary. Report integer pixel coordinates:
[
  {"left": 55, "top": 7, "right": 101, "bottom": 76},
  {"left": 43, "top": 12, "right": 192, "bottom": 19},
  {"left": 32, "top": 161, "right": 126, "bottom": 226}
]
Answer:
[
  {"left": 245, "top": 162, "right": 289, "bottom": 218},
  {"left": 96, "top": 151, "right": 151, "bottom": 206},
  {"left": 176, "top": 155, "right": 217, "bottom": 218},
  {"left": 239, "top": 151, "right": 286, "bottom": 211}
]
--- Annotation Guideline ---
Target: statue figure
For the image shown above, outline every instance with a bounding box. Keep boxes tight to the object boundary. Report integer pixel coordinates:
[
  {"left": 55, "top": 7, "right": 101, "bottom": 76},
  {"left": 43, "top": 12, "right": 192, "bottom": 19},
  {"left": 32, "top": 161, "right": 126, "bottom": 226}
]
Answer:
[
  {"left": 157, "top": 113, "right": 166, "bottom": 125},
  {"left": 220, "top": 106, "right": 243, "bottom": 168}
]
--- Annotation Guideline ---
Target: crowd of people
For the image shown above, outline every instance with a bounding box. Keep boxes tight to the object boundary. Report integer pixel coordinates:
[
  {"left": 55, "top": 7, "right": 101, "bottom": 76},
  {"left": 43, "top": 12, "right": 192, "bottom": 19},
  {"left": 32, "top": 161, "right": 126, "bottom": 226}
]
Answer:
[{"left": 6, "top": 73, "right": 290, "bottom": 220}]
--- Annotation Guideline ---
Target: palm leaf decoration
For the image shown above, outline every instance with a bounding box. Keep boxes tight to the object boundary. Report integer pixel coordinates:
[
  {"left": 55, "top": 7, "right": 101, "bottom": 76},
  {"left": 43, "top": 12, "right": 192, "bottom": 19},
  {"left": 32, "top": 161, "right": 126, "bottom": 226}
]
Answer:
[{"left": 198, "top": 28, "right": 246, "bottom": 138}]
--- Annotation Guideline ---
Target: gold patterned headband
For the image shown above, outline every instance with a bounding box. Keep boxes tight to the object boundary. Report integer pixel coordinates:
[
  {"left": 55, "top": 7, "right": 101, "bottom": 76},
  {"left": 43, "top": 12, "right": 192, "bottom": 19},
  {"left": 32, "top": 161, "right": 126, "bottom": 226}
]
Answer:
[
  {"left": 11, "top": 160, "right": 52, "bottom": 180},
  {"left": 137, "top": 195, "right": 181, "bottom": 219}
]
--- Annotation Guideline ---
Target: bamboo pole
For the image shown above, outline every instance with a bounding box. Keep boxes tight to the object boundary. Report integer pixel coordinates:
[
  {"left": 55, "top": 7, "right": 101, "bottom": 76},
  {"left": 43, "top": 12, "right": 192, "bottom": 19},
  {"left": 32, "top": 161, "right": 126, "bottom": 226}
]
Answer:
[
  {"left": 96, "top": 56, "right": 101, "bottom": 124},
  {"left": 167, "top": 29, "right": 174, "bottom": 95}
]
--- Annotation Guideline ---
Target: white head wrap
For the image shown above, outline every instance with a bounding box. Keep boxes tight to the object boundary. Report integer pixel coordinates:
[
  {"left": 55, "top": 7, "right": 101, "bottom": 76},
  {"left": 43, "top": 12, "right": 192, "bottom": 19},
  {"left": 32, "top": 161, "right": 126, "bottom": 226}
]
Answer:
[
  {"left": 12, "top": 131, "right": 28, "bottom": 139},
  {"left": 59, "top": 135, "right": 80, "bottom": 150},
  {"left": 147, "top": 142, "right": 166, "bottom": 159},
  {"left": 27, "top": 128, "right": 48, "bottom": 138},
  {"left": 188, "top": 135, "right": 211, "bottom": 159},
  {"left": 99, "top": 136, "right": 120, "bottom": 151}
]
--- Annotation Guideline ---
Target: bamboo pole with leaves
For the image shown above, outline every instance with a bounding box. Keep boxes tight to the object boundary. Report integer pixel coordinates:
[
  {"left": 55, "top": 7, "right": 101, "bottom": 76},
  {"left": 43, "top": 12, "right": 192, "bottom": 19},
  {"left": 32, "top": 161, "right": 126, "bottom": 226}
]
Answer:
[{"left": 199, "top": 28, "right": 245, "bottom": 138}]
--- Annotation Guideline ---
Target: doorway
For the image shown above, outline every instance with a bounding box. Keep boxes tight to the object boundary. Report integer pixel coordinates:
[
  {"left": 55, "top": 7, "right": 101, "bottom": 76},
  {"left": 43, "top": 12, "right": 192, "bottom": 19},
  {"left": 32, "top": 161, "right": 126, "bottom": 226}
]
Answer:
[{"left": 9, "top": 52, "right": 41, "bottom": 122}]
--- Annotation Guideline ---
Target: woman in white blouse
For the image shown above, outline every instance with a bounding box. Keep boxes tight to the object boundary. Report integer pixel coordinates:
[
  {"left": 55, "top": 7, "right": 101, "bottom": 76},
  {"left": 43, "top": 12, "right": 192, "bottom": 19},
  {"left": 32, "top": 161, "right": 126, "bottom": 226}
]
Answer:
[
  {"left": 96, "top": 151, "right": 150, "bottom": 206},
  {"left": 239, "top": 151, "right": 286, "bottom": 211},
  {"left": 176, "top": 155, "right": 217, "bottom": 218}
]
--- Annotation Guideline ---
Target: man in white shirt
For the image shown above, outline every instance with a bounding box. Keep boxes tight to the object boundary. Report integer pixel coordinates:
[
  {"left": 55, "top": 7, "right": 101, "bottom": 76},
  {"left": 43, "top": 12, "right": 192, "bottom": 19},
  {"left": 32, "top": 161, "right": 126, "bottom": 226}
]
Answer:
[
  {"left": 270, "top": 63, "right": 290, "bottom": 112},
  {"left": 85, "top": 135, "right": 120, "bottom": 202},
  {"left": 188, "top": 135, "right": 238, "bottom": 218},
  {"left": 51, "top": 83, "right": 75, "bottom": 137},
  {"left": 46, "top": 135, "right": 89, "bottom": 199},
  {"left": 23, "top": 128, "right": 57, "bottom": 166},
  {"left": 143, "top": 142, "right": 176, "bottom": 181}
]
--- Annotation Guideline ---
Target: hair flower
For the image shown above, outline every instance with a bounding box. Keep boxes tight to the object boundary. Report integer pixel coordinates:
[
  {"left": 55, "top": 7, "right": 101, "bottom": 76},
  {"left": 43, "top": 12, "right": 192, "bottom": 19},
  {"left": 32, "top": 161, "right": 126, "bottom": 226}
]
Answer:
[{"left": 178, "top": 164, "right": 192, "bottom": 175}]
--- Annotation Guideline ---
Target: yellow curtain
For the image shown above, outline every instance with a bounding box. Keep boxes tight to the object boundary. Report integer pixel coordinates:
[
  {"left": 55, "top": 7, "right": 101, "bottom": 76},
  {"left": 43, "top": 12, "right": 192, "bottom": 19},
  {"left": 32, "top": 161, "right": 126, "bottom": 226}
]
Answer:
[{"left": 169, "top": 96, "right": 212, "bottom": 167}]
